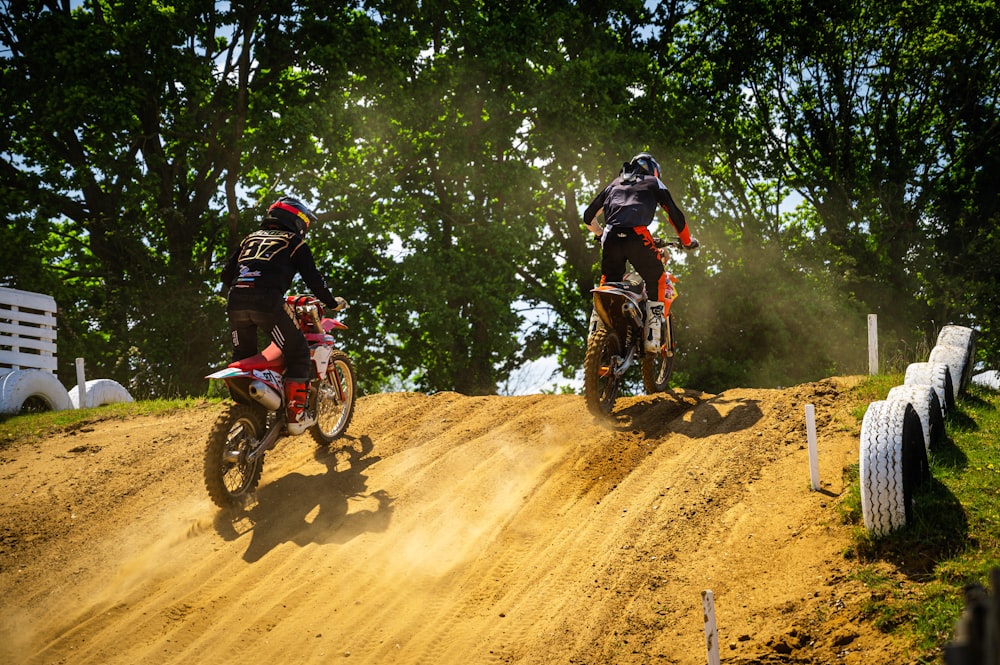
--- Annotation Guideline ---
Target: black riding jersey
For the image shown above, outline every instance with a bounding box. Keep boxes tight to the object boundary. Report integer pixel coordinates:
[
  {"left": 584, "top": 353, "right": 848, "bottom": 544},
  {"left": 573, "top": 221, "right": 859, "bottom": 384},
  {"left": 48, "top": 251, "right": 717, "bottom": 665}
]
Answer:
[
  {"left": 583, "top": 173, "right": 688, "bottom": 238},
  {"left": 221, "top": 229, "right": 338, "bottom": 308}
]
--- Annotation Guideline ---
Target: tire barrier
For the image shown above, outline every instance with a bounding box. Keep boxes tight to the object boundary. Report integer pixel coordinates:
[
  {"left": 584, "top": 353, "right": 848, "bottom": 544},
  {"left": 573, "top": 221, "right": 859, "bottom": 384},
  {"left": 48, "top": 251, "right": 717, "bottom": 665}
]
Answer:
[
  {"left": 0, "top": 369, "right": 73, "bottom": 415},
  {"left": 859, "top": 399, "right": 929, "bottom": 537},
  {"left": 972, "top": 371, "right": 1000, "bottom": 390},
  {"left": 69, "top": 379, "right": 134, "bottom": 409},
  {"left": 887, "top": 383, "right": 945, "bottom": 456},
  {"left": 937, "top": 325, "right": 977, "bottom": 393},
  {"left": 905, "top": 361, "right": 955, "bottom": 415},
  {"left": 943, "top": 568, "right": 1000, "bottom": 665},
  {"left": 930, "top": 344, "right": 971, "bottom": 402}
]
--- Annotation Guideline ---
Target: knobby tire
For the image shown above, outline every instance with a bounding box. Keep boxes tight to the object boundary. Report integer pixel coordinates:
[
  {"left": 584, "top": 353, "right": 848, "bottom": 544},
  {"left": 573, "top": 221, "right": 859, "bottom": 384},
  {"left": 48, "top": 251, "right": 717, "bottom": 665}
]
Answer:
[
  {"left": 584, "top": 327, "right": 623, "bottom": 417},
  {"left": 642, "top": 313, "right": 675, "bottom": 393},
  {"left": 311, "top": 350, "right": 357, "bottom": 445},
  {"left": 204, "top": 403, "right": 266, "bottom": 510}
]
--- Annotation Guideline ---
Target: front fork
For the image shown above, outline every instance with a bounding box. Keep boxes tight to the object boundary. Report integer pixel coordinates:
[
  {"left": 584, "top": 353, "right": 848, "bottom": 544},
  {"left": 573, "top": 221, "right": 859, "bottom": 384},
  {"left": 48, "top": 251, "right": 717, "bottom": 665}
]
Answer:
[
  {"left": 311, "top": 343, "right": 350, "bottom": 404},
  {"left": 663, "top": 314, "right": 675, "bottom": 357}
]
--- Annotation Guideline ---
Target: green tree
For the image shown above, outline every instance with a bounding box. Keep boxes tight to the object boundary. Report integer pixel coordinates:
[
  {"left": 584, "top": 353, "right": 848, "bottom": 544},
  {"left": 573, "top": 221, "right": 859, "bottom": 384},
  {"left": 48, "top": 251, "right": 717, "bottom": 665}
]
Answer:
[
  {"left": 655, "top": 0, "right": 1000, "bottom": 388},
  {"left": 0, "top": 1, "right": 383, "bottom": 396}
]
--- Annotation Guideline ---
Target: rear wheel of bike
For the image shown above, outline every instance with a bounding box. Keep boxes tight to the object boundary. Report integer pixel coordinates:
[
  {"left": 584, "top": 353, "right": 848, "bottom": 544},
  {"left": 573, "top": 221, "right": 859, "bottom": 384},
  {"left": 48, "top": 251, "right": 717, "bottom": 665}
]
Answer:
[
  {"left": 311, "top": 350, "right": 357, "bottom": 446},
  {"left": 204, "top": 404, "right": 266, "bottom": 510},
  {"left": 584, "top": 327, "right": 623, "bottom": 417},
  {"left": 642, "top": 313, "right": 675, "bottom": 393}
]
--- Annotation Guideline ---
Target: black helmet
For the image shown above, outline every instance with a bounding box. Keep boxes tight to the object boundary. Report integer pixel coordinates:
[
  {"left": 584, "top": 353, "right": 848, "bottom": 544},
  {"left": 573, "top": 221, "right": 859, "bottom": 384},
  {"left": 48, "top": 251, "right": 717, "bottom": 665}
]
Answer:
[
  {"left": 629, "top": 152, "right": 661, "bottom": 179},
  {"left": 264, "top": 196, "right": 318, "bottom": 236}
]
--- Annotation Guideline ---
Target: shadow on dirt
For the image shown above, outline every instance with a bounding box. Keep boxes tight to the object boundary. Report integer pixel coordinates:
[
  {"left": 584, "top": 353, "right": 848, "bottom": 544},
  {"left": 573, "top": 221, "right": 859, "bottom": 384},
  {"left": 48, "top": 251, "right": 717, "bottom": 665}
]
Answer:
[
  {"left": 612, "top": 389, "right": 764, "bottom": 440},
  {"left": 213, "top": 434, "right": 395, "bottom": 562}
]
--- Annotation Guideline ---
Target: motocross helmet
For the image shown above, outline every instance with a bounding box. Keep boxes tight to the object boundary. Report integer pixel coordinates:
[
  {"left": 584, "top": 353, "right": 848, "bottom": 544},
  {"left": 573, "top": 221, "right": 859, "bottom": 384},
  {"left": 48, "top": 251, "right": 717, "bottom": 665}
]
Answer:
[
  {"left": 629, "top": 152, "right": 661, "bottom": 179},
  {"left": 264, "top": 196, "right": 317, "bottom": 236}
]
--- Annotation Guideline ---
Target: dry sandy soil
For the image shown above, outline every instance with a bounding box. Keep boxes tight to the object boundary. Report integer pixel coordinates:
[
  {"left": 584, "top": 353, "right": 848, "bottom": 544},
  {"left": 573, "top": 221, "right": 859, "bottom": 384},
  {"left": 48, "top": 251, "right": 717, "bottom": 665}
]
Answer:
[{"left": 0, "top": 378, "right": 938, "bottom": 664}]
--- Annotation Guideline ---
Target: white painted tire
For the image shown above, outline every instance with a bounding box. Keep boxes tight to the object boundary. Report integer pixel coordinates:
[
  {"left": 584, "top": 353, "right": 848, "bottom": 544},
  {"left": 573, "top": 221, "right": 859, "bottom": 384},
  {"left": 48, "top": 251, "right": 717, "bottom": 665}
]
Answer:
[
  {"left": 886, "top": 384, "right": 944, "bottom": 455},
  {"left": 859, "top": 400, "right": 928, "bottom": 537},
  {"left": 0, "top": 369, "right": 73, "bottom": 414},
  {"left": 972, "top": 370, "right": 1000, "bottom": 390},
  {"left": 69, "top": 379, "right": 134, "bottom": 409},
  {"left": 904, "top": 362, "right": 954, "bottom": 415},
  {"left": 935, "top": 326, "right": 976, "bottom": 393},
  {"left": 928, "top": 345, "right": 968, "bottom": 402}
]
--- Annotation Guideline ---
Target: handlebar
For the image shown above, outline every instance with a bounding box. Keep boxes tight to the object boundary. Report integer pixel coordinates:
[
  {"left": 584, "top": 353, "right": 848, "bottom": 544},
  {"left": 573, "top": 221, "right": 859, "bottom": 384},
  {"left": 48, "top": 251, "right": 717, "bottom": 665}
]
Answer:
[
  {"left": 286, "top": 294, "right": 349, "bottom": 312},
  {"left": 654, "top": 236, "right": 700, "bottom": 250}
]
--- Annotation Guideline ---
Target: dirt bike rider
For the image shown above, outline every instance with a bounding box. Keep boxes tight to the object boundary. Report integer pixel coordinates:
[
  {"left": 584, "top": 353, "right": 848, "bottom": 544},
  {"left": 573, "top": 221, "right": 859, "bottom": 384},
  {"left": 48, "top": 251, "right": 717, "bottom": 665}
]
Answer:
[
  {"left": 221, "top": 196, "right": 344, "bottom": 435},
  {"left": 583, "top": 152, "right": 698, "bottom": 353}
]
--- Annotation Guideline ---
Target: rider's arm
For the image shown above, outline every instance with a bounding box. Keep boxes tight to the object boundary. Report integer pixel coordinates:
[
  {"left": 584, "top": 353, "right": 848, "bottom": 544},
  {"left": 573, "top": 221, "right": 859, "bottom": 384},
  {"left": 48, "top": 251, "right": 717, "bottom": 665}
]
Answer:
[
  {"left": 583, "top": 188, "right": 608, "bottom": 237},
  {"left": 656, "top": 185, "right": 692, "bottom": 246},
  {"left": 291, "top": 242, "right": 340, "bottom": 309},
  {"left": 220, "top": 248, "right": 240, "bottom": 289},
  {"left": 584, "top": 210, "right": 603, "bottom": 237}
]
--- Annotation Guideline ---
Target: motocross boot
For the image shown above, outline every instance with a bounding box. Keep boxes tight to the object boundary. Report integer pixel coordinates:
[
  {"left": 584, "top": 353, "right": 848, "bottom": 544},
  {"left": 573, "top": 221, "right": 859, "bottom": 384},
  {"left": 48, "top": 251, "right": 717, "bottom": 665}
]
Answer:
[
  {"left": 644, "top": 301, "right": 665, "bottom": 354},
  {"left": 284, "top": 377, "right": 314, "bottom": 435}
]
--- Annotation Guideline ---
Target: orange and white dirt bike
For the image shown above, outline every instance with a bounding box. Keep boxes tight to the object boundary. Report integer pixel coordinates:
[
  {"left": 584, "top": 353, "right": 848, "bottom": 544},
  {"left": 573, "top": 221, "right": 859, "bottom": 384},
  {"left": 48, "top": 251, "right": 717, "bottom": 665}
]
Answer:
[
  {"left": 203, "top": 294, "right": 357, "bottom": 509},
  {"left": 583, "top": 237, "right": 697, "bottom": 417}
]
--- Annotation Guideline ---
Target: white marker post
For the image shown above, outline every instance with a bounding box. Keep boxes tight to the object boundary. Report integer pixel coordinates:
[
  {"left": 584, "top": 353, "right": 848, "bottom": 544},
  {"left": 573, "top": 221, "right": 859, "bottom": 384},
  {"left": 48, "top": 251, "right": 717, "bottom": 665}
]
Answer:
[
  {"left": 75, "top": 358, "right": 87, "bottom": 409},
  {"left": 806, "top": 404, "right": 820, "bottom": 491},
  {"left": 868, "top": 314, "right": 878, "bottom": 375},
  {"left": 702, "top": 590, "right": 720, "bottom": 665}
]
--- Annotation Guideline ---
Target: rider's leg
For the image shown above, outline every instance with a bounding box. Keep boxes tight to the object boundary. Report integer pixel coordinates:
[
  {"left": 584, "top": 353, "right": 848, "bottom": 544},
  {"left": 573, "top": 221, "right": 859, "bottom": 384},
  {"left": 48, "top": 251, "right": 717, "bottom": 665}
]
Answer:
[
  {"left": 270, "top": 301, "right": 315, "bottom": 433},
  {"left": 630, "top": 234, "right": 668, "bottom": 353},
  {"left": 599, "top": 230, "right": 631, "bottom": 284}
]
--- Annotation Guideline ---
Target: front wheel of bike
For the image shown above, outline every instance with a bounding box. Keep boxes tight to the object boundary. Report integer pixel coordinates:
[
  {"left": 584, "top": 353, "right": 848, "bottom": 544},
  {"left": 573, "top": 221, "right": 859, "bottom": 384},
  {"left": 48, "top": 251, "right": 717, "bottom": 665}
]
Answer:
[
  {"left": 584, "top": 327, "right": 623, "bottom": 417},
  {"left": 311, "top": 350, "right": 357, "bottom": 446},
  {"left": 642, "top": 313, "right": 675, "bottom": 393},
  {"left": 204, "top": 403, "right": 266, "bottom": 510}
]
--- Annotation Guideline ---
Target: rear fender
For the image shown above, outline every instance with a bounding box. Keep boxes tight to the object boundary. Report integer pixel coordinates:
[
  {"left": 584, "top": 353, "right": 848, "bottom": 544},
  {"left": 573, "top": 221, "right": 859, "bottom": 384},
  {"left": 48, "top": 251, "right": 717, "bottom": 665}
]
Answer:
[
  {"left": 207, "top": 368, "right": 283, "bottom": 406},
  {"left": 592, "top": 287, "right": 644, "bottom": 334}
]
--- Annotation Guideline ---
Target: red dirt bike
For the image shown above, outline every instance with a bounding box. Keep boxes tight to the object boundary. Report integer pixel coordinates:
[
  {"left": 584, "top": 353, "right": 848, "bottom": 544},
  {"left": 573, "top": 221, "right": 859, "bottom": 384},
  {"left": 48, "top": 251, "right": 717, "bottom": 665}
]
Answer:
[
  {"left": 203, "top": 294, "right": 357, "bottom": 509},
  {"left": 583, "top": 237, "right": 696, "bottom": 417}
]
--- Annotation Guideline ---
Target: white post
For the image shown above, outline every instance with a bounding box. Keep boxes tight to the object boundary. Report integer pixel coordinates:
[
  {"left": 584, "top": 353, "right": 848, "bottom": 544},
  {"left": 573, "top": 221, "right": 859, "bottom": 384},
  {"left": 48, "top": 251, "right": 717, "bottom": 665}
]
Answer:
[
  {"left": 867, "top": 314, "right": 878, "bottom": 375},
  {"left": 806, "top": 404, "right": 820, "bottom": 491},
  {"left": 702, "top": 590, "right": 720, "bottom": 665},
  {"left": 75, "top": 358, "right": 87, "bottom": 409}
]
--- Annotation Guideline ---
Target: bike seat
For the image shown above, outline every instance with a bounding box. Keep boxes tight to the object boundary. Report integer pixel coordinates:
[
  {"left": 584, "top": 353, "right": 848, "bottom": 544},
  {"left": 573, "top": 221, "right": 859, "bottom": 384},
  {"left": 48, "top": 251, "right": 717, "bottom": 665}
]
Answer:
[
  {"left": 602, "top": 275, "right": 646, "bottom": 298},
  {"left": 229, "top": 342, "right": 285, "bottom": 372}
]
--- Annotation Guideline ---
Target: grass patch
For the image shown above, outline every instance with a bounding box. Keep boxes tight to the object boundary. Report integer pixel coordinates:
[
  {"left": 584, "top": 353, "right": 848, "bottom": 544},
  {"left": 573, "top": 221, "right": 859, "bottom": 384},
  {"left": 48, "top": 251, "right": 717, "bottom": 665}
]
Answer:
[
  {"left": 843, "top": 376, "right": 1000, "bottom": 655},
  {"left": 849, "top": 372, "right": 904, "bottom": 420},
  {"left": 0, "top": 397, "right": 221, "bottom": 448}
]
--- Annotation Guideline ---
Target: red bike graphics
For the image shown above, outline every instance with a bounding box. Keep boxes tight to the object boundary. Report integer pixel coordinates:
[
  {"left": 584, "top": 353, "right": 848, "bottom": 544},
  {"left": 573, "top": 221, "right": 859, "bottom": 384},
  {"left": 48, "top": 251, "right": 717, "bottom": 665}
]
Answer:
[{"left": 203, "top": 295, "right": 357, "bottom": 509}]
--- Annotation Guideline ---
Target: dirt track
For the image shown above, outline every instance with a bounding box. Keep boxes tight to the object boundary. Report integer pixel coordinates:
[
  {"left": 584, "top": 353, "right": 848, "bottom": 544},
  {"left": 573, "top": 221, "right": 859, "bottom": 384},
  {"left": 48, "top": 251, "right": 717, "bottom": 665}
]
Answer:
[{"left": 0, "top": 379, "right": 929, "bottom": 664}]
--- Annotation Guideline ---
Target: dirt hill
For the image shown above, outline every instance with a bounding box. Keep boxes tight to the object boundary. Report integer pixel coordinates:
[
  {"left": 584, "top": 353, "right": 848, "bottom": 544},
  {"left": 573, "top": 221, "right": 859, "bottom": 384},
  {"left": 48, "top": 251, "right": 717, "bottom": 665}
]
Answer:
[{"left": 0, "top": 379, "right": 933, "bottom": 664}]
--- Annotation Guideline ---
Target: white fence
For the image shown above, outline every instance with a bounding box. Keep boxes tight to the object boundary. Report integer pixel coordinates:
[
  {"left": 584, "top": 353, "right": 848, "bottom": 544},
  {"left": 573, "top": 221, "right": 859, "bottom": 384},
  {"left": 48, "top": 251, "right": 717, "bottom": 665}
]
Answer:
[{"left": 0, "top": 286, "right": 58, "bottom": 374}]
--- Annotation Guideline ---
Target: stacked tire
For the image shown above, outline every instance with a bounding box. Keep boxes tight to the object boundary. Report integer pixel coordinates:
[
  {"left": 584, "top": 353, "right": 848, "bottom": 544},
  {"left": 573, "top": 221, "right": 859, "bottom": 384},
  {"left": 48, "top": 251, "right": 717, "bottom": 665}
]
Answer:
[
  {"left": 933, "top": 325, "right": 977, "bottom": 395},
  {"left": 68, "top": 379, "right": 134, "bottom": 409},
  {"left": 0, "top": 369, "right": 73, "bottom": 415},
  {"left": 859, "top": 400, "right": 929, "bottom": 536},
  {"left": 0, "top": 370, "right": 134, "bottom": 415},
  {"left": 859, "top": 324, "right": 976, "bottom": 537}
]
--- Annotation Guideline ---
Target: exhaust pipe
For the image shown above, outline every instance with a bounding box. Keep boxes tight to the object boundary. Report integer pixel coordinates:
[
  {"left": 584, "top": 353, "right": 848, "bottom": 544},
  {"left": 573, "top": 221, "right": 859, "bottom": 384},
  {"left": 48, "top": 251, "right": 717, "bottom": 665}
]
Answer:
[
  {"left": 621, "top": 301, "right": 644, "bottom": 329},
  {"left": 249, "top": 380, "right": 282, "bottom": 411}
]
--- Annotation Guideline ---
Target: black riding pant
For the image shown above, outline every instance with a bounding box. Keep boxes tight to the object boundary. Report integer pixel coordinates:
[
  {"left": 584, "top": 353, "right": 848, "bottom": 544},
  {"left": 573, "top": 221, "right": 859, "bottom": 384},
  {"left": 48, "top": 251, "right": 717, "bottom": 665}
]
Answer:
[
  {"left": 600, "top": 226, "right": 666, "bottom": 302},
  {"left": 226, "top": 289, "right": 311, "bottom": 378}
]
